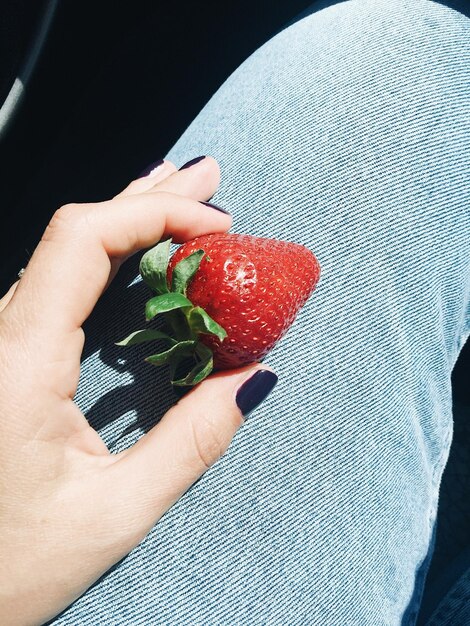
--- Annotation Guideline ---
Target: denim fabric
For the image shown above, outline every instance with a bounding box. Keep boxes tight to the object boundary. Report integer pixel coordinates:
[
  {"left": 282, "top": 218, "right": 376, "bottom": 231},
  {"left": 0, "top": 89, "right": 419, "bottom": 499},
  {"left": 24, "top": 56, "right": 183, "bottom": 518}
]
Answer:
[
  {"left": 49, "top": 0, "right": 470, "bottom": 624},
  {"left": 420, "top": 544, "right": 470, "bottom": 625},
  {"left": 429, "top": 572, "right": 470, "bottom": 624}
]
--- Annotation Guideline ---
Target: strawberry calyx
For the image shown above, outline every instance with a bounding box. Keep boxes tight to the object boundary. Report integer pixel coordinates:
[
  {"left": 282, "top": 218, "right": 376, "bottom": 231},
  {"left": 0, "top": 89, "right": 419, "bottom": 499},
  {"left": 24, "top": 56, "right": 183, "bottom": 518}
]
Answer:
[{"left": 116, "top": 239, "right": 227, "bottom": 387}]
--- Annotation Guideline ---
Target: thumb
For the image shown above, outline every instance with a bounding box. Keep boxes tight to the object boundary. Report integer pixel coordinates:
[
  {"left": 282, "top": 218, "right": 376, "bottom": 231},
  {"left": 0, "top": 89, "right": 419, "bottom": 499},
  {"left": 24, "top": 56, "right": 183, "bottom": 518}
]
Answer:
[{"left": 107, "top": 365, "right": 278, "bottom": 546}]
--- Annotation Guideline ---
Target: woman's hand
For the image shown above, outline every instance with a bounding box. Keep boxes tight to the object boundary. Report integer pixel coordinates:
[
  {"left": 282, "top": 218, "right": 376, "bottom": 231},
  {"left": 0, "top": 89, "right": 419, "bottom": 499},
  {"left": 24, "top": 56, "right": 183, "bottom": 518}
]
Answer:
[{"left": 0, "top": 157, "right": 277, "bottom": 626}]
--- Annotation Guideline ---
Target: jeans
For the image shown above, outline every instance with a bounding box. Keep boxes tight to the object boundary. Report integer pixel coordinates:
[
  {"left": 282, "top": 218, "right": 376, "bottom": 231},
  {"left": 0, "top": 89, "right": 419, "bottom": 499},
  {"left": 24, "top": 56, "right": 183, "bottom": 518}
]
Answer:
[{"left": 48, "top": 0, "right": 470, "bottom": 623}]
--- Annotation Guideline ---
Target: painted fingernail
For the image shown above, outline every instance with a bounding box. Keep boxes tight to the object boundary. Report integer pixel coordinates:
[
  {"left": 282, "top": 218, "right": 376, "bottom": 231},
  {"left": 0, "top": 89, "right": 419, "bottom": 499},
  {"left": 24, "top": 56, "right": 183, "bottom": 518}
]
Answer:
[
  {"left": 236, "top": 369, "right": 278, "bottom": 418},
  {"left": 138, "top": 158, "right": 165, "bottom": 178},
  {"left": 199, "top": 201, "right": 231, "bottom": 215},
  {"left": 179, "top": 155, "right": 206, "bottom": 170}
]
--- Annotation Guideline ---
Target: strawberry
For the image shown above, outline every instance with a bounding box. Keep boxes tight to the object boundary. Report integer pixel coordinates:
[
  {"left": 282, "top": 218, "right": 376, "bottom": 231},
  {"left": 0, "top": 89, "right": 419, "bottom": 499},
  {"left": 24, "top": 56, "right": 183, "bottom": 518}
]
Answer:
[{"left": 117, "top": 234, "right": 320, "bottom": 386}]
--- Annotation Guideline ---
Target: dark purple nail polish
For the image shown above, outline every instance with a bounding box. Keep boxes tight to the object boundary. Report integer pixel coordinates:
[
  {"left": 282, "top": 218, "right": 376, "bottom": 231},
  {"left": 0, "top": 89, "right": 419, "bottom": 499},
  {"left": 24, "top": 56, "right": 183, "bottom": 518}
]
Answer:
[
  {"left": 199, "top": 201, "right": 231, "bottom": 215},
  {"left": 179, "top": 155, "right": 206, "bottom": 170},
  {"left": 236, "top": 370, "right": 278, "bottom": 418},
  {"left": 138, "top": 159, "right": 164, "bottom": 178}
]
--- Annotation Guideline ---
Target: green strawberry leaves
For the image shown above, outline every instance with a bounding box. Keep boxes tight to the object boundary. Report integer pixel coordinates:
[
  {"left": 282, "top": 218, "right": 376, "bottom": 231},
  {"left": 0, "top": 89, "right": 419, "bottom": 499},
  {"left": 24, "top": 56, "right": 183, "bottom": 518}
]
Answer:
[
  {"left": 188, "top": 307, "right": 227, "bottom": 341},
  {"left": 115, "top": 329, "right": 176, "bottom": 347},
  {"left": 145, "top": 292, "right": 193, "bottom": 321},
  {"left": 139, "top": 238, "right": 171, "bottom": 294},
  {"left": 171, "top": 343, "right": 214, "bottom": 386},
  {"left": 117, "top": 239, "right": 227, "bottom": 387},
  {"left": 143, "top": 336, "right": 214, "bottom": 387},
  {"left": 171, "top": 250, "right": 205, "bottom": 295},
  {"left": 145, "top": 340, "right": 196, "bottom": 366}
]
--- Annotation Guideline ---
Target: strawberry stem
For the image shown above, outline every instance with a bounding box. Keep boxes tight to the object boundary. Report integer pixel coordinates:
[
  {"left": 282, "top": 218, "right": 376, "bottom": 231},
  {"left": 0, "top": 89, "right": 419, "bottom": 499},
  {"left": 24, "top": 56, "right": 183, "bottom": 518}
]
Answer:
[
  {"left": 164, "top": 308, "right": 194, "bottom": 343},
  {"left": 116, "top": 239, "right": 228, "bottom": 387}
]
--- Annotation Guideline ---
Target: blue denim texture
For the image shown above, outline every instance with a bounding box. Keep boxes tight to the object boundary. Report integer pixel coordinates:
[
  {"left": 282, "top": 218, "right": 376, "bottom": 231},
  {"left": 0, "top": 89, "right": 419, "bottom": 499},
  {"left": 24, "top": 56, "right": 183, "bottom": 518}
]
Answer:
[
  {"left": 423, "top": 544, "right": 470, "bottom": 624},
  {"left": 49, "top": 0, "right": 470, "bottom": 623}
]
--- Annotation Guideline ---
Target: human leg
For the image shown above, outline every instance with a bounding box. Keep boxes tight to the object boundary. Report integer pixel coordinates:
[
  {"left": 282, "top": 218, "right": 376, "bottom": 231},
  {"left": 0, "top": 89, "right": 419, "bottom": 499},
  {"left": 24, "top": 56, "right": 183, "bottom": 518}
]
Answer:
[{"left": 52, "top": 0, "right": 470, "bottom": 623}]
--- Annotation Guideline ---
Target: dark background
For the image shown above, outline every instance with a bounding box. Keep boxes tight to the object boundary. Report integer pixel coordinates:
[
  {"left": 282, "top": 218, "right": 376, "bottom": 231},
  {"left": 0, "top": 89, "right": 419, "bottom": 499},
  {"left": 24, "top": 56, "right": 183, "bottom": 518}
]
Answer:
[
  {"left": 0, "top": 1, "right": 468, "bottom": 623},
  {"left": 0, "top": 0, "right": 319, "bottom": 289}
]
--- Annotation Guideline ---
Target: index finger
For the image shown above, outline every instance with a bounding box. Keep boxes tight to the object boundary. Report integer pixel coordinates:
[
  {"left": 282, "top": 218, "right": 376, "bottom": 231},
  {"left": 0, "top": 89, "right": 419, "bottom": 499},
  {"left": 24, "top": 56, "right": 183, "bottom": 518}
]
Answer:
[{"left": 6, "top": 192, "right": 232, "bottom": 338}]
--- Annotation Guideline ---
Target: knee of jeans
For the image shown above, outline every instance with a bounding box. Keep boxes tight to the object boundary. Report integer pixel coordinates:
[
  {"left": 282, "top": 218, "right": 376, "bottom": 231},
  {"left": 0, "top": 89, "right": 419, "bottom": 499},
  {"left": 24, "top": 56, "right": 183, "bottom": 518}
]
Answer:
[
  {"left": 264, "top": 0, "right": 469, "bottom": 99},
  {"left": 235, "top": 0, "right": 469, "bottom": 192}
]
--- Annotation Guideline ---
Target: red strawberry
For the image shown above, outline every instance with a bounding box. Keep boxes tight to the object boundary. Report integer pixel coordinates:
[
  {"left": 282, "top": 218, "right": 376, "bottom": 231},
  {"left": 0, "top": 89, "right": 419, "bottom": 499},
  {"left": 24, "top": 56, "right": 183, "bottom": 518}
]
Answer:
[
  {"left": 167, "top": 234, "right": 320, "bottom": 369},
  {"left": 117, "top": 233, "right": 320, "bottom": 386}
]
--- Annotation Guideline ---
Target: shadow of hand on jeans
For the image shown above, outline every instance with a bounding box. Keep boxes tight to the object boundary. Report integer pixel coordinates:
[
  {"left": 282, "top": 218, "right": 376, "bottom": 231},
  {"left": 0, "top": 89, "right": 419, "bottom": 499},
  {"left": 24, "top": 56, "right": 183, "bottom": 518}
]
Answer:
[{"left": 80, "top": 255, "right": 177, "bottom": 447}]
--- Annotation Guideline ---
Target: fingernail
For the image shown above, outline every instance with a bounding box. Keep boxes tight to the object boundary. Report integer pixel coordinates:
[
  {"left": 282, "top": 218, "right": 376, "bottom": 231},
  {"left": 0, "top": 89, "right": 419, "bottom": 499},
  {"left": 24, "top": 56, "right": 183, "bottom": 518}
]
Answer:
[
  {"left": 138, "top": 158, "right": 165, "bottom": 178},
  {"left": 179, "top": 155, "right": 206, "bottom": 170},
  {"left": 199, "top": 201, "right": 231, "bottom": 215},
  {"left": 236, "top": 369, "right": 278, "bottom": 418}
]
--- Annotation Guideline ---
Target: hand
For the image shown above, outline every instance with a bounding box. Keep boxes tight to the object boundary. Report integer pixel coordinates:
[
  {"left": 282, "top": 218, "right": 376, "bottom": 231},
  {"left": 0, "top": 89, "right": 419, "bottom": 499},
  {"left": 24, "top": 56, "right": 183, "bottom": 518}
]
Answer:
[{"left": 0, "top": 157, "right": 277, "bottom": 626}]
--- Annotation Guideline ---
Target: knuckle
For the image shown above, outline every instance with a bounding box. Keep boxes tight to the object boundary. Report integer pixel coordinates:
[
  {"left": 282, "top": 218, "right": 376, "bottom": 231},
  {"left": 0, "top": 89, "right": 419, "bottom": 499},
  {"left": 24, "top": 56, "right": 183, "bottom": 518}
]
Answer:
[
  {"left": 52, "top": 203, "right": 80, "bottom": 225},
  {"left": 121, "top": 179, "right": 142, "bottom": 195},
  {"left": 43, "top": 204, "right": 87, "bottom": 241},
  {"left": 188, "top": 410, "right": 227, "bottom": 472}
]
